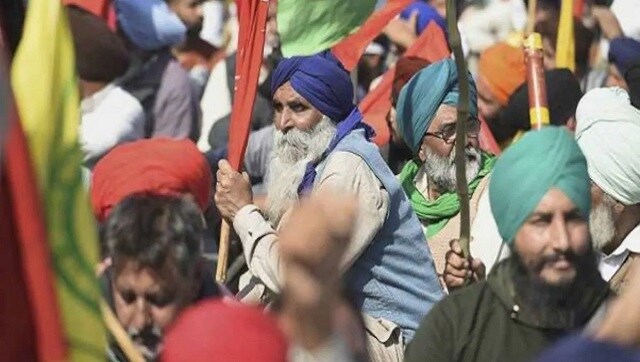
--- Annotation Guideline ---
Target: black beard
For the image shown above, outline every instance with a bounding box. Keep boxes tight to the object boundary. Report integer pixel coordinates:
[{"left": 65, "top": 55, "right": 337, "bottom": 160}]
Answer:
[{"left": 511, "top": 245, "right": 601, "bottom": 316}]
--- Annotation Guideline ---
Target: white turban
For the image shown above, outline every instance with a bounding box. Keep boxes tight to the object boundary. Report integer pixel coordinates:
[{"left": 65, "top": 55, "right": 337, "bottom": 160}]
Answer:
[{"left": 575, "top": 87, "right": 640, "bottom": 205}]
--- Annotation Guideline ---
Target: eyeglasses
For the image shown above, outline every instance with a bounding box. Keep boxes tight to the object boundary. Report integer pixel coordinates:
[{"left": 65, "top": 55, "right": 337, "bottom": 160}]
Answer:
[{"left": 424, "top": 117, "right": 481, "bottom": 144}]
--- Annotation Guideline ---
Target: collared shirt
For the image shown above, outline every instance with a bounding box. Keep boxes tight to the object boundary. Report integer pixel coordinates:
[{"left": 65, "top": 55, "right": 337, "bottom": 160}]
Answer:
[
  {"left": 233, "top": 151, "right": 389, "bottom": 302},
  {"left": 598, "top": 225, "right": 640, "bottom": 281}
]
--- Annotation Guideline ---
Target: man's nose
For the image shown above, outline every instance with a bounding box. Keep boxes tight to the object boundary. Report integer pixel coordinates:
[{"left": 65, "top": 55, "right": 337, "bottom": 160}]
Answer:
[
  {"left": 131, "top": 298, "right": 152, "bottom": 331},
  {"left": 276, "top": 109, "right": 294, "bottom": 132},
  {"left": 550, "top": 215, "right": 571, "bottom": 253}
]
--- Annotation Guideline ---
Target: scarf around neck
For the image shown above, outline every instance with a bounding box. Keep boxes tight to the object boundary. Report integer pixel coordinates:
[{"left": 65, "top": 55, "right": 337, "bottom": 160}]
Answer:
[{"left": 398, "top": 152, "right": 496, "bottom": 237}]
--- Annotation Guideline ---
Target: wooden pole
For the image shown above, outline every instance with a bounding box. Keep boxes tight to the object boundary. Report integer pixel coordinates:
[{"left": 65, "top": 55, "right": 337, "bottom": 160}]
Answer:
[
  {"left": 446, "top": 0, "right": 471, "bottom": 259},
  {"left": 100, "top": 299, "right": 145, "bottom": 362},
  {"left": 526, "top": 0, "right": 537, "bottom": 35},
  {"left": 215, "top": 221, "right": 231, "bottom": 282},
  {"left": 524, "top": 33, "right": 549, "bottom": 130}
]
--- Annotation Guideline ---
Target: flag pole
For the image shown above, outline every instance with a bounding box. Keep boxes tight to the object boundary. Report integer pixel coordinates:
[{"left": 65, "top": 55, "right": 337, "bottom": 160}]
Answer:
[
  {"left": 215, "top": 0, "right": 270, "bottom": 283},
  {"left": 446, "top": 0, "right": 471, "bottom": 258}
]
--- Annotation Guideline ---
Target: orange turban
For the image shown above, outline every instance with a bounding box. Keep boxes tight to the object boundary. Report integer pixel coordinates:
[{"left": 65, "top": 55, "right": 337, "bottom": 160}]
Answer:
[
  {"left": 91, "top": 138, "right": 212, "bottom": 221},
  {"left": 478, "top": 42, "right": 526, "bottom": 106}
]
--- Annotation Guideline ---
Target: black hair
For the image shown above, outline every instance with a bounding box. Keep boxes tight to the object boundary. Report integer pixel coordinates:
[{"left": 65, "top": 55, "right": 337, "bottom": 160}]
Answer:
[{"left": 104, "top": 193, "right": 204, "bottom": 279}]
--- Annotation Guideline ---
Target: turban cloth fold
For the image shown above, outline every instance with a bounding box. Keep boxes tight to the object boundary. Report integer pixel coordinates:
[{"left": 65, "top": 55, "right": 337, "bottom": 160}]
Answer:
[
  {"left": 396, "top": 58, "right": 478, "bottom": 154},
  {"left": 489, "top": 127, "right": 590, "bottom": 243},
  {"left": 91, "top": 138, "right": 211, "bottom": 221},
  {"left": 400, "top": 1, "right": 446, "bottom": 33},
  {"left": 271, "top": 51, "right": 355, "bottom": 122},
  {"left": 608, "top": 37, "right": 640, "bottom": 76},
  {"left": 575, "top": 87, "right": 640, "bottom": 205},
  {"left": 161, "top": 300, "right": 288, "bottom": 362},
  {"left": 391, "top": 56, "right": 430, "bottom": 106},
  {"left": 491, "top": 68, "right": 582, "bottom": 143},
  {"left": 478, "top": 42, "right": 527, "bottom": 106}
]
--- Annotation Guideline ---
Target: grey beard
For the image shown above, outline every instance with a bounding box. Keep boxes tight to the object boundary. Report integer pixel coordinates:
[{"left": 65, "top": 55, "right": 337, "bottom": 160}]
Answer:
[
  {"left": 266, "top": 117, "right": 337, "bottom": 224},
  {"left": 423, "top": 145, "right": 482, "bottom": 193},
  {"left": 589, "top": 192, "right": 617, "bottom": 253}
]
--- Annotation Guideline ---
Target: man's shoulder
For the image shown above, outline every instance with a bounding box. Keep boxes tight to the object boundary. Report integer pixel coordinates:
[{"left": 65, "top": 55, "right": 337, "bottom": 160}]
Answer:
[{"left": 439, "top": 280, "right": 492, "bottom": 311}]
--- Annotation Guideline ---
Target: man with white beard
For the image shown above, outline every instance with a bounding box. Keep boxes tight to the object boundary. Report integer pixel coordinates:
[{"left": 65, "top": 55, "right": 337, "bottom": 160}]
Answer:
[
  {"left": 444, "top": 86, "right": 640, "bottom": 294},
  {"left": 575, "top": 87, "right": 640, "bottom": 293},
  {"left": 395, "top": 59, "right": 503, "bottom": 288},
  {"left": 214, "top": 51, "right": 444, "bottom": 361}
]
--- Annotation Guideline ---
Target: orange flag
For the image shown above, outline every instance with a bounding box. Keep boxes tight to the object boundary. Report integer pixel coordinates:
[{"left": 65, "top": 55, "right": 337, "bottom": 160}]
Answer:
[{"left": 332, "top": 0, "right": 412, "bottom": 71}]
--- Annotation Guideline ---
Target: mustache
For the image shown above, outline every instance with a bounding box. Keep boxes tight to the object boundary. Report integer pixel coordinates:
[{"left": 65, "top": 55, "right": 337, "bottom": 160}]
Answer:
[
  {"left": 128, "top": 325, "right": 162, "bottom": 349},
  {"left": 529, "top": 251, "right": 579, "bottom": 273}
]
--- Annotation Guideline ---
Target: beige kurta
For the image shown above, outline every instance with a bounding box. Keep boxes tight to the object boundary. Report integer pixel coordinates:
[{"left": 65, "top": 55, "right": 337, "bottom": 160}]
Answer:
[
  {"left": 409, "top": 167, "right": 507, "bottom": 285},
  {"left": 234, "top": 151, "right": 389, "bottom": 302}
]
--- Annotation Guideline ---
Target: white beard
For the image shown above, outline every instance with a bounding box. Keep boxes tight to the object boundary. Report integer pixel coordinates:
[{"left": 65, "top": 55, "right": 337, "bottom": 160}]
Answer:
[
  {"left": 423, "top": 145, "right": 482, "bottom": 193},
  {"left": 589, "top": 192, "right": 617, "bottom": 252},
  {"left": 266, "top": 116, "right": 337, "bottom": 224}
]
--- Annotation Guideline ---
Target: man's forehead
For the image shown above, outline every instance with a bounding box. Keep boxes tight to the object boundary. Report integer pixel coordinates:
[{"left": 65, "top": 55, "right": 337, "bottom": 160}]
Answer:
[
  {"left": 273, "top": 82, "right": 309, "bottom": 104},
  {"left": 532, "top": 188, "right": 579, "bottom": 214},
  {"left": 429, "top": 104, "right": 458, "bottom": 129}
]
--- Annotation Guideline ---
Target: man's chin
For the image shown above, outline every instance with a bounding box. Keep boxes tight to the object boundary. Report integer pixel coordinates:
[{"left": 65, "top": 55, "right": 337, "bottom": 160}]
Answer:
[{"left": 134, "top": 342, "right": 161, "bottom": 360}]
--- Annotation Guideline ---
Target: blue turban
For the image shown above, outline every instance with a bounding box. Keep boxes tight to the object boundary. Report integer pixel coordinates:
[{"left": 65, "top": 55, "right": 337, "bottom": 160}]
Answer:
[
  {"left": 400, "top": 0, "right": 446, "bottom": 33},
  {"left": 609, "top": 37, "right": 640, "bottom": 76},
  {"left": 271, "top": 51, "right": 355, "bottom": 122},
  {"left": 489, "top": 127, "right": 591, "bottom": 244},
  {"left": 395, "top": 58, "right": 478, "bottom": 154},
  {"left": 115, "top": 0, "right": 186, "bottom": 51}
]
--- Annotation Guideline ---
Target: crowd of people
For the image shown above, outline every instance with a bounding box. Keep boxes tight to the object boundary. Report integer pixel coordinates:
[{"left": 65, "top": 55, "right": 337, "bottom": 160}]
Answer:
[{"left": 6, "top": 0, "right": 640, "bottom": 360}]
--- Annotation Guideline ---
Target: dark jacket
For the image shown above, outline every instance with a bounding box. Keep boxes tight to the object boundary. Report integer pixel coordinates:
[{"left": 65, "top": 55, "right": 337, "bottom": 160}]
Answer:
[{"left": 405, "top": 258, "right": 610, "bottom": 362}]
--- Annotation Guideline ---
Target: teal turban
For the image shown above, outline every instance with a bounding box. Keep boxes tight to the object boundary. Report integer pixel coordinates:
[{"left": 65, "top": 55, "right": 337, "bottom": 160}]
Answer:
[
  {"left": 489, "top": 127, "right": 591, "bottom": 244},
  {"left": 396, "top": 58, "right": 478, "bottom": 154}
]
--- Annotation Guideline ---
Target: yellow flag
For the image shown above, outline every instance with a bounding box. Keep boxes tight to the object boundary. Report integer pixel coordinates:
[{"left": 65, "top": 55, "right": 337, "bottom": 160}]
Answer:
[
  {"left": 555, "top": 0, "right": 575, "bottom": 72},
  {"left": 11, "top": 1, "right": 106, "bottom": 360}
]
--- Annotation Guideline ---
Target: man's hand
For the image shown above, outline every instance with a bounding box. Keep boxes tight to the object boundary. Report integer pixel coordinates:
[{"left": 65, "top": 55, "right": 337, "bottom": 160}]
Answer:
[
  {"left": 214, "top": 159, "right": 253, "bottom": 222},
  {"left": 383, "top": 11, "right": 419, "bottom": 50},
  {"left": 278, "top": 190, "right": 358, "bottom": 350},
  {"left": 443, "top": 239, "right": 486, "bottom": 290},
  {"left": 592, "top": 6, "right": 624, "bottom": 40}
]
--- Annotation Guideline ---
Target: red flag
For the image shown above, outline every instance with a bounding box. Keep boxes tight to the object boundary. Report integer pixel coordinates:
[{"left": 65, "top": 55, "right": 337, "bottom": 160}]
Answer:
[
  {"left": 478, "top": 115, "right": 501, "bottom": 155},
  {"left": 360, "top": 22, "right": 450, "bottom": 146},
  {"left": 0, "top": 66, "right": 67, "bottom": 360},
  {"left": 331, "top": 0, "right": 412, "bottom": 71},
  {"left": 227, "top": 0, "right": 270, "bottom": 170}
]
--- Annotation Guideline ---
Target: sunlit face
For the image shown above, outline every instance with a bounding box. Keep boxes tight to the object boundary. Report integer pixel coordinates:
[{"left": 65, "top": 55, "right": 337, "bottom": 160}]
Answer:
[
  {"left": 476, "top": 76, "right": 502, "bottom": 123},
  {"left": 418, "top": 104, "right": 480, "bottom": 161},
  {"left": 169, "top": 0, "right": 205, "bottom": 30},
  {"left": 514, "top": 188, "right": 590, "bottom": 287},
  {"left": 272, "top": 82, "right": 324, "bottom": 133},
  {"left": 606, "top": 64, "right": 628, "bottom": 90},
  {"left": 113, "top": 260, "right": 195, "bottom": 359}
]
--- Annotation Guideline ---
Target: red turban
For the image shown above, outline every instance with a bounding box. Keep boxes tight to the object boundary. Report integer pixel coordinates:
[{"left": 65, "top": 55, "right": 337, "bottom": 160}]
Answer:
[
  {"left": 91, "top": 138, "right": 212, "bottom": 222},
  {"left": 391, "top": 56, "right": 431, "bottom": 106},
  {"left": 478, "top": 42, "right": 526, "bottom": 106},
  {"left": 161, "top": 300, "right": 288, "bottom": 362}
]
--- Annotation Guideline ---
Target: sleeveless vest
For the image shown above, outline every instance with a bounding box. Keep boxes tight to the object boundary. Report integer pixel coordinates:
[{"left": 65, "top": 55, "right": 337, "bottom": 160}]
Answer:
[{"left": 316, "top": 129, "right": 444, "bottom": 342}]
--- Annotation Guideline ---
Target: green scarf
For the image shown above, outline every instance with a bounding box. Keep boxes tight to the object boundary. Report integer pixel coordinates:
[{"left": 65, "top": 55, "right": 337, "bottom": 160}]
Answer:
[{"left": 398, "top": 153, "right": 496, "bottom": 237}]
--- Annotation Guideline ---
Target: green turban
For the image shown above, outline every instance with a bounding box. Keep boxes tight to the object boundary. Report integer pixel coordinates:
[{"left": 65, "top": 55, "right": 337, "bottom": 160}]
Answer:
[
  {"left": 396, "top": 58, "right": 478, "bottom": 154},
  {"left": 489, "top": 127, "right": 591, "bottom": 243}
]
